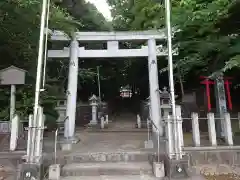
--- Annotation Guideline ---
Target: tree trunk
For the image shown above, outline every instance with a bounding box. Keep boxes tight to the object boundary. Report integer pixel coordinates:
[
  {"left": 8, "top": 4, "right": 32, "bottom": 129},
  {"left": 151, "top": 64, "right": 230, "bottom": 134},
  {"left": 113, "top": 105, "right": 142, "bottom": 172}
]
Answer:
[{"left": 177, "top": 67, "right": 185, "bottom": 97}]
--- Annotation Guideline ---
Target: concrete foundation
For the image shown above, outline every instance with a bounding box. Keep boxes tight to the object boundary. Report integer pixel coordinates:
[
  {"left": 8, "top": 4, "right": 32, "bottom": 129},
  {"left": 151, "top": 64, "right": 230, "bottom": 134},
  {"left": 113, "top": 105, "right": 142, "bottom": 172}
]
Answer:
[
  {"left": 165, "top": 157, "right": 189, "bottom": 179},
  {"left": 153, "top": 161, "right": 165, "bottom": 178},
  {"left": 17, "top": 163, "right": 42, "bottom": 180},
  {"left": 61, "top": 143, "right": 72, "bottom": 151},
  {"left": 49, "top": 164, "right": 61, "bottom": 180},
  {"left": 144, "top": 140, "right": 153, "bottom": 149}
]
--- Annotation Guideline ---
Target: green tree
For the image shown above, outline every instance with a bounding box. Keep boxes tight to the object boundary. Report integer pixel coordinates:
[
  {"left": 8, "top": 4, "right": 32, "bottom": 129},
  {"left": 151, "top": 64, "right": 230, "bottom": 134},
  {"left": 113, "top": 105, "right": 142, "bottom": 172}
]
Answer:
[
  {"left": 107, "top": 0, "right": 240, "bottom": 92},
  {"left": 0, "top": 0, "right": 110, "bottom": 126}
]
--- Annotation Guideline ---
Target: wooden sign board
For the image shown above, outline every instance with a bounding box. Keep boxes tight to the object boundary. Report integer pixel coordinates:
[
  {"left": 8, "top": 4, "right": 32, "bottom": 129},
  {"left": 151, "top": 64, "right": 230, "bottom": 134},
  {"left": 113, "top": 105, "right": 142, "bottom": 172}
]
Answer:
[{"left": 0, "top": 66, "right": 26, "bottom": 85}]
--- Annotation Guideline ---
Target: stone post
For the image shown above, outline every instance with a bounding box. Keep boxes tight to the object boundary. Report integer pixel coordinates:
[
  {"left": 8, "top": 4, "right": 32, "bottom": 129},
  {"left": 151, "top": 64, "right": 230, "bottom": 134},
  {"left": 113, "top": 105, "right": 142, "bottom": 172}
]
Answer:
[
  {"left": 214, "top": 75, "right": 227, "bottom": 138},
  {"left": 100, "top": 116, "right": 104, "bottom": 129},
  {"left": 191, "top": 112, "right": 200, "bottom": 147},
  {"left": 65, "top": 37, "right": 79, "bottom": 140},
  {"left": 207, "top": 113, "right": 217, "bottom": 146},
  {"left": 137, "top": 114, "right": 141, "bottom": 128},
  {"left": 105, "top": 114, "right": 109, "bottom": 124},
  {"left": 10, "top": 114, "right": 19, "bottom": 151},
  {"left": 224, "top": 113, "right": 233, "bottom": 145},
  {"left": 147, "top": 38, "right": 162, "bottom": 135}
]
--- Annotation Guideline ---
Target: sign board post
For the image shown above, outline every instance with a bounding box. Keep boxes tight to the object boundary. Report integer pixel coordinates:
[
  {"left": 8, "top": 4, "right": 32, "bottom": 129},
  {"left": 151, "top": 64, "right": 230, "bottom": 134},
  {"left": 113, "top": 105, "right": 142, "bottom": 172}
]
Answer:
[{"left": 10, "top": 84, "right": 16, "bottom": 122}]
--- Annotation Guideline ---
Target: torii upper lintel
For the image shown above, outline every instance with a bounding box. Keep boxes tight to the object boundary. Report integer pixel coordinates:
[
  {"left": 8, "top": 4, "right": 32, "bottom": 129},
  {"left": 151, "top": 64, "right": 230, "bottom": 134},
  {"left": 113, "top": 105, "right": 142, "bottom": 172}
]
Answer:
[{"left": 49, "top": 29, "right": 168, "bottom": 41}]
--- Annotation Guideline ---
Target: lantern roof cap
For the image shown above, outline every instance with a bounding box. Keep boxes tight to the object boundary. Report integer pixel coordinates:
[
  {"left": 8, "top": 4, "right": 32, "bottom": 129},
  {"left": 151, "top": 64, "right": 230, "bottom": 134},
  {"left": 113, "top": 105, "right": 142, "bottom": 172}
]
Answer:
[
  {"left": 89, "top": 94, "right": 98, "bottom": 101},
  {"left": 160, "top": 87, "right": 170, "bottom": 99},
  {"left": 0, "top": 65, "right": 27, "bottom": 73}
]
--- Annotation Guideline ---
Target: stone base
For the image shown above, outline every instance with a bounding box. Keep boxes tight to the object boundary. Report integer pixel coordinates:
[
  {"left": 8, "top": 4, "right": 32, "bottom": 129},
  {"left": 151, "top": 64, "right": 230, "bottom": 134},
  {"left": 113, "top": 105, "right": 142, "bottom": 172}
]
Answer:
[
  {"left": 49, "top": 164, "right": 61, "bottom": 180},
  {"left": 59, "top": 136, "right": 79, "bottom": 151},
  {"left": 59, "top": 136, "right": 79, "bottom": 144},
  {"left": 144, "top": 140, "right": 153, "bottom": 149},
  {"left": 17, "top": 163, "right": 42, "bottom": 180},
  {"left": 165, "top": 157, "right": 189, "bottom": 179},
  {"left": 88, "top": 120, "right": 98, "bottom": 126},
  {"left": 61, "top": 143, "right": 72, "bottom": 151},
  {"left": 153, "top": 161, "right": 165, "bottom": 178}
]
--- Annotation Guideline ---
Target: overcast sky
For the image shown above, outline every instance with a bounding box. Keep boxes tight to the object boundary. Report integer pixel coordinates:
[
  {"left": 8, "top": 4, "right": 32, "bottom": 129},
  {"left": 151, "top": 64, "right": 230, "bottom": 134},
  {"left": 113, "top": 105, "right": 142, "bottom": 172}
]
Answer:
[{"left": 85, "top": 0, "right": 112, "bottom": 21}]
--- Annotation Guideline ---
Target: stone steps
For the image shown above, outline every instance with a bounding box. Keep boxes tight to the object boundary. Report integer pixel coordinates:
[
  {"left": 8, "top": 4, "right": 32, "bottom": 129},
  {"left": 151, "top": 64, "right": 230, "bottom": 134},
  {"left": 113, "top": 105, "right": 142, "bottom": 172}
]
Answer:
[
  {"left": 60, "top": 174, "right": 159, "bottom": 180},
  {"left": 61, "top": 162, "right": 153, "bottom": 176},
  {"left": 62, "top": 151, "right": 153, "bottom": 163},
  {"left": 83, "top": 129, "right": 149, "bottom": 133},
  {"left": 60, "top": 175, "right": 206, "bottom": 180},
  {"left": 53, "top": 126, "right": 159, "bottom": 180}
]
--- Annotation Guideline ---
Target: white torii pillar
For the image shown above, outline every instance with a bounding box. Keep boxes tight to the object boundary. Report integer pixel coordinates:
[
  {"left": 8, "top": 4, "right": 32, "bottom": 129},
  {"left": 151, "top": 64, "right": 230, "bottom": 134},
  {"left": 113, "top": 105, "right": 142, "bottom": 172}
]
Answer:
[
  {"left": 148, "top": 39, "right": 163, "bottom": 136},
  {"left": 64, "top": 37, "right": 79, "bottom": 140}
]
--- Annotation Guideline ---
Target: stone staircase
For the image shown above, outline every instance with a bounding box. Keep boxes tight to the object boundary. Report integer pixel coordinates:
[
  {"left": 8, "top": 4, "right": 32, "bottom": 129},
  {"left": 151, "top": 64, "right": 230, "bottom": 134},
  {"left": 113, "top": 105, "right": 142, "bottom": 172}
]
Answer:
[
  {"left": 59, "top": 150, "right": 158, "bottom": 180},
  {"left": 53, "top": 119, "right": 161, "bottom": 180},
  {"left": 50, "top": 113, "right": 168, "bottom": 180}
]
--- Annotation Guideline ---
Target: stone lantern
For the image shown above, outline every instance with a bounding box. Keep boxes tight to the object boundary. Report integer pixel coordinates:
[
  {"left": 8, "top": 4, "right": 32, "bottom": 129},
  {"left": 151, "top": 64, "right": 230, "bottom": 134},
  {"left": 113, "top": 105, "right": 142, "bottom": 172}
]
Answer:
[
  {"left": 55, "top": 99, "right": 67, "bottom": 134},
  {"left": 120, "top": 85, "right": 132, "bottom": 98},
  {"left": 146, "top": 96, "right": 151, "bottom": 118},
  {"left": 89, "top": 94, "right": 98, "bottom": 125},
  {"left": 160, "top": 87, "right": 172, "bottom": 117}
]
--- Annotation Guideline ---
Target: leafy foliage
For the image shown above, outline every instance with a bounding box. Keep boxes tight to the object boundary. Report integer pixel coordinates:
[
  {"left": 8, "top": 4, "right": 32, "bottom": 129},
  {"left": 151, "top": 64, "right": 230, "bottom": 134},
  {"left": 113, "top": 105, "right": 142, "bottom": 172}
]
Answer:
[
  {"left": 107, "top": 0, "right": 240, "bottom": 91},
  {"left": 0, "top": 0, "right": 110, "bottom": 123}
]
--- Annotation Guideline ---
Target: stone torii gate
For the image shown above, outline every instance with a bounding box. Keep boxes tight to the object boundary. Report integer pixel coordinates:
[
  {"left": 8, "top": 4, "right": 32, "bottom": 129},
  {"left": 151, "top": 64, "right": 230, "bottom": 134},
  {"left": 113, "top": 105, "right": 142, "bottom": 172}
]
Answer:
[{"left": 48, "top": 30, "right": 177, "bottom": 141}]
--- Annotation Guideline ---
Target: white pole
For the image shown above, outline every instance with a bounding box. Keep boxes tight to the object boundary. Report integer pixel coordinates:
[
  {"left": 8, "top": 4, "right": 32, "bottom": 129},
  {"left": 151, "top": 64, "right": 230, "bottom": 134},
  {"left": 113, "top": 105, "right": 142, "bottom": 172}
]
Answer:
[
  {"left": 54, "top": 128, "right": 58, "bottom": 164},
  {"left": 27, "top": 114, "right": 33, "bottom": 162},
  {"left": 31, "top": 0, "right": 48, "bottom": 163},
  {"left": 176, "top": 105, "right": 184, "bottom": 157},
  {"left": 65, "top": 37, "right": 79, "bottom": 139},
  {"left": 97, "top": 66, "right": 101, "bottom": 102},
  {"left": 42, "top": 0, "right": 51, "bottom": 89},
  {"left": 147, "top": 39, "right": 162, "bottom": 136},
  {"left": 10, "top": 84, "right": 16, "bottom": 122},
  {"left": 165, "top": 0, "right": 179, "bottom": 160},
  {"left": 35, "top": 106, "right": 45, "bottom": 160},
  {"left": 33, "top": 0, "right": 48, "bottom": 125},
  {"left": 166, "top": 115, "right": 174, "bottom": 159}
]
